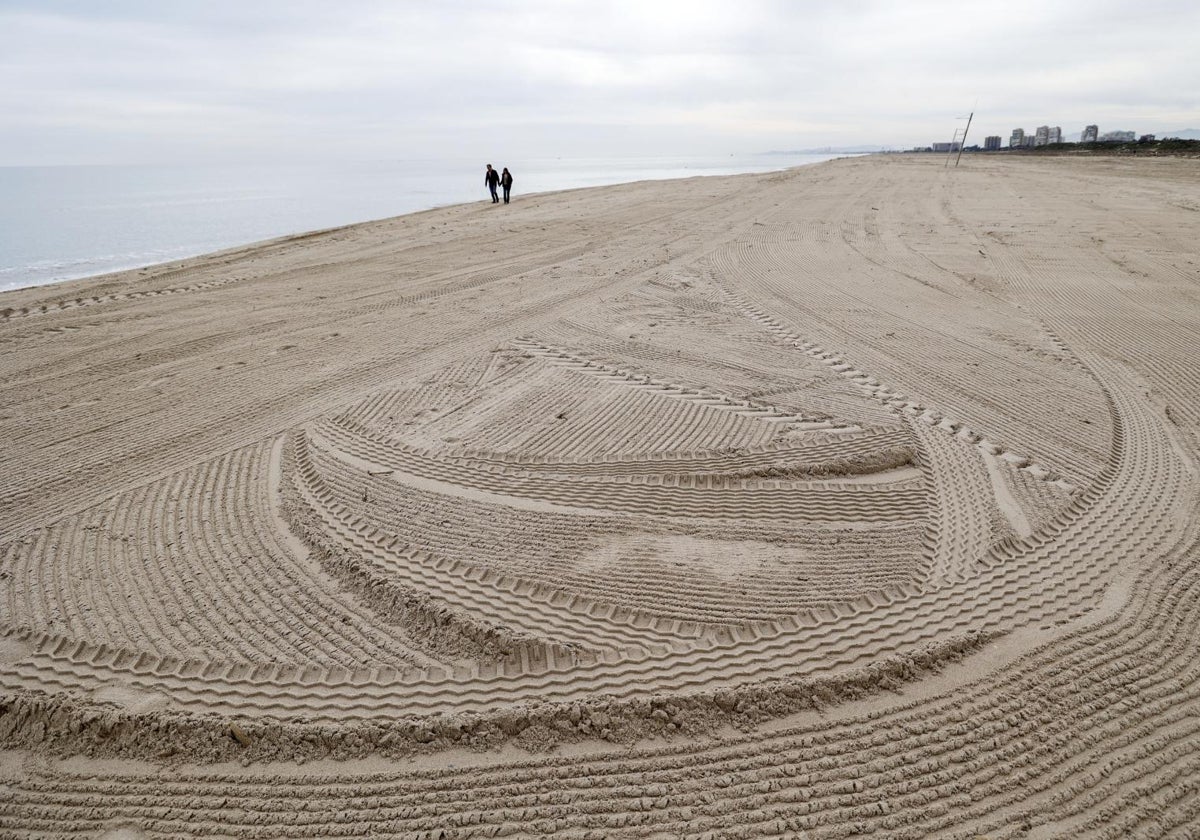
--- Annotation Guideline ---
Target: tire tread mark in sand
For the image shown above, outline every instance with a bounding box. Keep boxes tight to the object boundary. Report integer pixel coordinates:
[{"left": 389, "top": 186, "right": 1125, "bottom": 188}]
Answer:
[
  {"left": 719, "top": 282, "right": 1079, "bottom": 494},
  {"left": 435, "top": 427, "right": 913, "bottom": 478},
  {"left": 295, "top": 428, "right": 921, "bottom": 630},
  {"left": 513, "top": 337, "right": 862, "bottom": 432},
  {"left": 711, "top": 227, "right": 1109, "bottom": 487},
  {"left": 0, "top": 439, "right": 437, "bottom": 669},
  {"left": 6, "top": 541, "right": 1199, "bottom": 837},
  {"left": 315, "top": 416, "right": 927, "bottom": 522},
  {"left": 3, "top": 159, "right": 1199, "bottom": 837},
  {"left": 2, "top": 348, "right": 1172, "bottom": 722},
  {"left": 0, "top": 275, "right": 245, "bottom": 321},
  {"left": 292, "top": 428, "right": 701, "bottom": 653}
]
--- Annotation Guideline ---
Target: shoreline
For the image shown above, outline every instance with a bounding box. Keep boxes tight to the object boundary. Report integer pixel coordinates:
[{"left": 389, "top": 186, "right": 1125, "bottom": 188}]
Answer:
[{"left": 1, "top": 153, "right": 851, "bottom": 295}]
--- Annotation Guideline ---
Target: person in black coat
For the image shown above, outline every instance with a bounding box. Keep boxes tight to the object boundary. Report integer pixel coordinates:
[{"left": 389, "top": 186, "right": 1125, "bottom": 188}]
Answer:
[
  {"left": 500, "top": 167, "right": 513, "bottom": 204},
  {"left": 484, "top": 164, "right": 500, "bottom": 203}
]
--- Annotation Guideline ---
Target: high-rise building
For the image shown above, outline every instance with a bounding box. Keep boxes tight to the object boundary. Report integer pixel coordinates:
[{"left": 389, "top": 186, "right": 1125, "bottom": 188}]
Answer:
[
  {"left": 1081, "top": 125, "right": 1099, "bottom": 143},
  {"left": 984, "top": 136, "right": 1002, "bottom": 151},
  {"left": 1047, "top": 126, "right": 1062, "bottom": 144},
  {"left": 1034, "top": 125, "right": 1050, "bottom": 146},
  {"left": 1010, "top": 128, "right": 1026, "bottom": 148}
]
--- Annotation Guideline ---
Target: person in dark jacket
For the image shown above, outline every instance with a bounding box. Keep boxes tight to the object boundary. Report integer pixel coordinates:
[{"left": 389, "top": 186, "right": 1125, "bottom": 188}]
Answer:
[
  {"left": 500, "top": 167, "right": 513, "bottom": 204},
  {"left": 484, "top": 164, "right": 500, "bottom": 203}
]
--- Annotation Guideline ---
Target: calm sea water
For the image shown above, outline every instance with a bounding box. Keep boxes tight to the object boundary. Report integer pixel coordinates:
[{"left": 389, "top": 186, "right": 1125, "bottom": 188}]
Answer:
[{"left": 0, "top": 154, "right": 844, "bottom": 292}]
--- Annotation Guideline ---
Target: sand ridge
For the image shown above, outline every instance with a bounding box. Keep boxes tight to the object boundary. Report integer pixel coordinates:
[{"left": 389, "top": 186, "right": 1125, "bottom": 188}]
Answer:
[{"left": 2, "top": 154, "right": 1199, "bottom": 837}]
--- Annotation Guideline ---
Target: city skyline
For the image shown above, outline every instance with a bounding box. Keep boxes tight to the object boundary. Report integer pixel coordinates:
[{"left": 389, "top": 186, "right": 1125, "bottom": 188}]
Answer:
[
  {"left": 1006, "top": 121, "right": 1157, "bottom": 148},
  {"left": 913, "top": 120, "right": 1193, "bottom": 153}
]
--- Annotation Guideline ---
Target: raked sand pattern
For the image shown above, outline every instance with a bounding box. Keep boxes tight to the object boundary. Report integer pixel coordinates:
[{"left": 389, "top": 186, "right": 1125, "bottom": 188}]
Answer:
[{"left": 1, "top": 153, "right": 1198, "bottom": 838}]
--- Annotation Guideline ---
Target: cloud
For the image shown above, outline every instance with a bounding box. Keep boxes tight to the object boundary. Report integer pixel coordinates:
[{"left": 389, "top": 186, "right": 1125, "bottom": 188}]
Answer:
[{"left": 1, "top": 0, "right": 1196, "bottom": 164}]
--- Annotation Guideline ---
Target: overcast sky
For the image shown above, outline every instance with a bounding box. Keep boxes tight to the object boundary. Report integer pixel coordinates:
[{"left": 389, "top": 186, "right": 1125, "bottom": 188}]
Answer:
[{"left": 2, "top": 0, "right": 1196, "bottom": 165}]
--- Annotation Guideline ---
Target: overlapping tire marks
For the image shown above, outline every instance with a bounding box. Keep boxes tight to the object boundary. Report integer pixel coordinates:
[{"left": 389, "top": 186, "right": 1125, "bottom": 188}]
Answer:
[
  {"left": 0, "top": 169, "right": 790, "bottom": 541},
  {"left": 5, "top": 536, "right": 1198, "bottom": 838},
  {"left": 290, "top": 427, "right": 707, "bottom": 652},
  {"left": 512, "top": 338, "right": 864, "bottom": 434},
  {"left": 708, "top": 214, "right": 1111, "bottom": 489},
  {"left": 2, "top": 154, "right": 1198, "bottom": 838},
  {"left": 1, "top": 350, "right": 1175, "bottom": 724},
  {"left": 310, "top": 416, "right": 926, "bottom": 524},
  {"left": 436, "top": 428, "right": 914, "bottom": 479},
  {"left": 2, "top": 437, "right": 435, "bottom": 669},
  {"left": 291, "top": 366, "right": 924, "bottom": 630}
]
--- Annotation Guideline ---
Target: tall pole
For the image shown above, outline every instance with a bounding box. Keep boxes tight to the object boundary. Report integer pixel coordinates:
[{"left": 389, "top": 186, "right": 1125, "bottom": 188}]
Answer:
[
  {"left": 944, "top": 127, "right": 959, "bottom": 168},
  {"left": 954, "top": 111, "right": 974, "bottom": 168}
]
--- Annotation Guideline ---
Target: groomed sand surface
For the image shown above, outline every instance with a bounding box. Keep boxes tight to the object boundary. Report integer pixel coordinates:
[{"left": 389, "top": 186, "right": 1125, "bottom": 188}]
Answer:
[{"left": 1, "top": 153, "right": 1198, "bottom": 837}]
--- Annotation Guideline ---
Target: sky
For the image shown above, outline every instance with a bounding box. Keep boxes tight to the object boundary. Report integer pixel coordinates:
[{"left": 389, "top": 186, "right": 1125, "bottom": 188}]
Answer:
[{"left": 1, "top": 0, "right": 1197, "bottom": 165}]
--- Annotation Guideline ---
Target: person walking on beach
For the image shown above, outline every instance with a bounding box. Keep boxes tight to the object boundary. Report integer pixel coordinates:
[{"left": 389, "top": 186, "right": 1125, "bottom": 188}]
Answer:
[
  {"left": 500, "top": 167, "right": 513, "bottom": 204},
  {"left": 484, "top": 164, "right": 500, "bottom": 203}
]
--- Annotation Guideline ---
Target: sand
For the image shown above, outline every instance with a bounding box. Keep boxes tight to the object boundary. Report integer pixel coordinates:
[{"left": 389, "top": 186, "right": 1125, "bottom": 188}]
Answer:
[{"left": 1, "top": 152, "right": 1198, "bottom": 837}]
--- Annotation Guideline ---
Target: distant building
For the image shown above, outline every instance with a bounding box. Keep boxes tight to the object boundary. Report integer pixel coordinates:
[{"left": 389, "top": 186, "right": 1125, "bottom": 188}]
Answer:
[
  {"left": 1100, "top": 130, "right": 1136, "bottom": 143},
  {"left": 1081, "top": 125, "right": 1099, "bottom": 143},
  {"left": 931, "top": 142, "right": 962, "bottom": 153},
  {"left": 1139, "top": 134, "right": 1156, "bottom": 143},
  {"left": 1047, "top": 126, "right": 1062, "bottom": 144},
  {"left": 984, "top": 135, "right": 1002, "bottom": 151},
  {"left": 1009, "top": 128, "right": 1026, "bottom": 148},
  {"left": 1023, "top": 135, "right": 1037, "bottom": 149},
  {"left": 1035, "top": 125, "right": 1050, "bottom": 146}
]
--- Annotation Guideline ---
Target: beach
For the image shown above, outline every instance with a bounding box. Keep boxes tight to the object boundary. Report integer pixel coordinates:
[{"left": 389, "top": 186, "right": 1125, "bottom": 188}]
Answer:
[
  {"left": 0, "top": 153, "right": 843, "bottom": 291},
  {"left": 2, "top": 152, "right": 1198, "bottom": 836}
]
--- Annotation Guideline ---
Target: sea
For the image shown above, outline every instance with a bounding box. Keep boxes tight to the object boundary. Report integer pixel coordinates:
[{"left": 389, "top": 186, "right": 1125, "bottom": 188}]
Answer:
[{"left": 0, "top": 153, "right": 846, "bottom": 292}]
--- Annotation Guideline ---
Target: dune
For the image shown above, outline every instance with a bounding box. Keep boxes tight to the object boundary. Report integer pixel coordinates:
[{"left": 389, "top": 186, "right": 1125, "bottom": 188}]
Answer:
[{"left": 2, "top": 153, "right": 1198, "bottom": 837}]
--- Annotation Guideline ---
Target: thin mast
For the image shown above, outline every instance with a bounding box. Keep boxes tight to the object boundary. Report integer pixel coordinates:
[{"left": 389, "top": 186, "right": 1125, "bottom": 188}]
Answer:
[{"left": 955, "top": 112, "right": 974, "bottom": 167}]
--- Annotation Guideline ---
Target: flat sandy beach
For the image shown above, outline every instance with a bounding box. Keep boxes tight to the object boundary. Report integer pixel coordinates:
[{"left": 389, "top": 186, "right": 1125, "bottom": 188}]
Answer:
[{"left": 2, "top": 153, "right": 1198, "bottom": 837}]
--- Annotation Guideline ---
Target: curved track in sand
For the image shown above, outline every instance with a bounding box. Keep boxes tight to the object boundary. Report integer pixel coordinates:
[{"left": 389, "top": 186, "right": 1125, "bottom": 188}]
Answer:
[{"left": 2, "top": 154, "right": 1198, "bottom": 838}]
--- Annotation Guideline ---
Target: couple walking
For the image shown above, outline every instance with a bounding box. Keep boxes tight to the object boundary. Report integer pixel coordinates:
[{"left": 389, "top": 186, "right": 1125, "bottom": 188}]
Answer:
[{"left": 484, "top": 164, "right": 513, "bottom": 204}]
